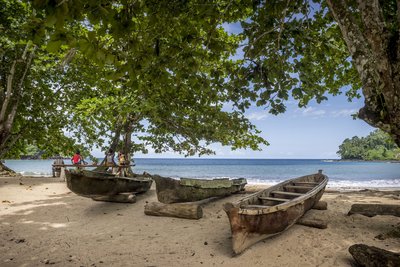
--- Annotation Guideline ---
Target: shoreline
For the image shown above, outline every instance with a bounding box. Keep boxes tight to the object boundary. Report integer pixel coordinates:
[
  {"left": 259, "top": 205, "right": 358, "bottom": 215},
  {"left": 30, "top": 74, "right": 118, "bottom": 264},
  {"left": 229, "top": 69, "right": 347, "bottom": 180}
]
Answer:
[
  {"left": 1, "top": 175, "right": 399, "bottom": 266},
  {"left": 4, "top": 174, "right": 400, "bottom": 191}
]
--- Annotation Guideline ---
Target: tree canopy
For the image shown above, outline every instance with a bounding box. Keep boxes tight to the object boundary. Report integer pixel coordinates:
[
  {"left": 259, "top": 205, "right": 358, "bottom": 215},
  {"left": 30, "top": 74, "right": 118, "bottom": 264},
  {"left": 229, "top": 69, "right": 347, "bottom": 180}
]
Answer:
[
  {"left": 234, "top": 0, "right": 400, "bottom": 146},
  {"left": 1, "top": 0, "right": 400, "bottom": 169},
  {"left": 337, "top": 129, "right": 399, "bottom": 160},
  {"left": 1, "top": 0, "right": 267, "bottom": 165}
]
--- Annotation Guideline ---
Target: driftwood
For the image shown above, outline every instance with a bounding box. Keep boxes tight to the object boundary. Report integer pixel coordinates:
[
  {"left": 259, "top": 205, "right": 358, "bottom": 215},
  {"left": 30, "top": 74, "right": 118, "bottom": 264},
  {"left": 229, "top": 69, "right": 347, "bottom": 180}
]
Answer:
[
  {"left": 348, "top": 204, "right": 400, "bottom": 217},
  {"left": 92, "top": 193, "right": 136, "bottom": 203},
  {"left": 296, "top": 218, "right": 328, "bottom": 229},
  {"left": 144, "top": 202, "right": 203, "bottom": 219},
  {"left": 312, "top": 201, "right": 328, "bottom": 210},
  {"left": 349, "top": 244, "right": 400, "bottom": 267}
]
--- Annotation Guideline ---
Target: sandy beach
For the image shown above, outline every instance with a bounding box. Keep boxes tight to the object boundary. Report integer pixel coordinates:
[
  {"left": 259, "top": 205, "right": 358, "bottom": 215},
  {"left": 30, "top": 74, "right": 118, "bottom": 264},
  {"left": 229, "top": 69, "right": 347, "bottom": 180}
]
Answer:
[{"left": 1, "top": 176, "right": 399, "bottom": 267}]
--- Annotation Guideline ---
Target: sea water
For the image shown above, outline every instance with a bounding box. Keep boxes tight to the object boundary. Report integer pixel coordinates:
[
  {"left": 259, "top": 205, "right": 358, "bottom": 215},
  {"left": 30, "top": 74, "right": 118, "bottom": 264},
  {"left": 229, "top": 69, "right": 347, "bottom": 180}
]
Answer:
[{"left": 4, "top": 158, "right": 400, "bottom": 188}]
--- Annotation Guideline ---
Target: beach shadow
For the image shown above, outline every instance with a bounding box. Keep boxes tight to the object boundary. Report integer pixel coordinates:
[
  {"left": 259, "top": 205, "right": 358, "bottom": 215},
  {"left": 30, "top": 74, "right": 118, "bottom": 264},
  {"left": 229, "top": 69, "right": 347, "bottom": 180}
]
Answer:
[
  {"left": 0, "top": 176, "right": 64, "bottom": 190},
  {"left": 82, "top": 190, "right": 154, "bottom": 218}
]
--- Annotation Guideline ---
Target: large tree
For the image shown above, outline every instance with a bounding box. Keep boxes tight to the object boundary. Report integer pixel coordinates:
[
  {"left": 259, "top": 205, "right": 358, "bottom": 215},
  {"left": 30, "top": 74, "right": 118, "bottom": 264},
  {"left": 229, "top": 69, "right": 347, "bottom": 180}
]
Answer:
[
  {"left": 232, "top": 0, "right": 400, "bottom": 146},
  {"left": 0, "top": 0, "right": 78, "bottom": 167},
  {"left": 1, "top": 0, "right": 268, "bottom": 173}
]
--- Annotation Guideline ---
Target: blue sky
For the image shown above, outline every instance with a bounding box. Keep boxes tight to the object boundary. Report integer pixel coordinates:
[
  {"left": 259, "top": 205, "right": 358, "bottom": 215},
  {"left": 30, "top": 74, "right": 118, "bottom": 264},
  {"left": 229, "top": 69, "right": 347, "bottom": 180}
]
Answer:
[{"left": 132, "top": 93, "right": 375, "bottom": 159}]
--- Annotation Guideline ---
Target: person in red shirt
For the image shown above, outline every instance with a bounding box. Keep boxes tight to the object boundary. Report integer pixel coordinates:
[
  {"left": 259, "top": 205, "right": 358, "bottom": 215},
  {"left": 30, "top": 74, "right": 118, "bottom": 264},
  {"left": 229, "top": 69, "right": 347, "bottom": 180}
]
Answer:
[{"left": 71, "top": 150, "right": 83, "bottom": 165}]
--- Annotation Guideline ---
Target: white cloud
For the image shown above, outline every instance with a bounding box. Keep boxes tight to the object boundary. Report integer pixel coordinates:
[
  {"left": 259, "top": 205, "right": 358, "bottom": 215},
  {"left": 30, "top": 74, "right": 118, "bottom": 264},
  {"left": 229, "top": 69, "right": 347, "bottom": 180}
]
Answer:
[
  {"left": 330, "top": 109, "right": 358, "bottom": 117},
  {"left": 301, "top": 107, "right": 326, "bottom": 117},
  {"left": 247, "top": 111, "right": 269, "bottom": 121}
]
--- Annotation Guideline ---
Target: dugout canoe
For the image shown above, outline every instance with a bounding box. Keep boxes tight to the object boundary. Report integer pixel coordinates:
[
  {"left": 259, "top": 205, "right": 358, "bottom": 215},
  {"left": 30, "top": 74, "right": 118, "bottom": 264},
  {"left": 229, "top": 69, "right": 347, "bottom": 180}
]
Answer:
[
  {"left": 65, "top": 169, "right": 153, "bottom": 198},
  {"left": 80, "top": 169, "right": 116, "bottom": 178},
  {"left": 223, "top": 170, "right": 328, "bottom": 254},
  {"left": 152, "top": 175, "right": 247, "bottom": 204}
]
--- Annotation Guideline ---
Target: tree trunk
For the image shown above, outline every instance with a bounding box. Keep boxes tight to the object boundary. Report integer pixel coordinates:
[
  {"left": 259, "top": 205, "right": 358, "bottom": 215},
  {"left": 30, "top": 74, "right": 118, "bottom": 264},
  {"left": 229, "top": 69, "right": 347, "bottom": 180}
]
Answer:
[
  {"left": 144, "top": 202, "right": 203, "bottom": 219},
  {"left": 122, "top": 116, "right": 134, "bottom": 177},
  {"left": 326, "top": 1, "right": 400, "bottom": 146},
  {"left": 0, "top": 43, "right": 36, "bottom": 158},
  {"left": 0, "top": 161, "right": 17, "bottom": 177},
  {"left": 349, "top": 244, "right": 400, "bottom": 267}
]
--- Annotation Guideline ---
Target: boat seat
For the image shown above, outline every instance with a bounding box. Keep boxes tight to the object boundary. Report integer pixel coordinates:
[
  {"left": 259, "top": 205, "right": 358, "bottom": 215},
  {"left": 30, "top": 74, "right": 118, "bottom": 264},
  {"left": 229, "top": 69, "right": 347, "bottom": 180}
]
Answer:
[
  {"left": 259, "top": 196, "right": 289, "bottom": 202},
  {"left": 292, "top": 182, "right": 319, "bottom": 186},
  {"left": 241, "top": 204, "right": 270, "bottom": 209},
  {"left": 284, "top": 185, "right": 314, "bottom": 190},
  {"left": 271, "top": 190, "right": 303, "bottom": 196}
]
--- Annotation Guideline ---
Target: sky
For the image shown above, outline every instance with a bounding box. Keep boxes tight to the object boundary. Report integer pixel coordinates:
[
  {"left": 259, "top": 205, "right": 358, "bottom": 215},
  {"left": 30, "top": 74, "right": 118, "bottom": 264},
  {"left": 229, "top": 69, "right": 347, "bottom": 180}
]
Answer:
[{"left": 131, "top": 93, "right": 375, "bottom": 159}]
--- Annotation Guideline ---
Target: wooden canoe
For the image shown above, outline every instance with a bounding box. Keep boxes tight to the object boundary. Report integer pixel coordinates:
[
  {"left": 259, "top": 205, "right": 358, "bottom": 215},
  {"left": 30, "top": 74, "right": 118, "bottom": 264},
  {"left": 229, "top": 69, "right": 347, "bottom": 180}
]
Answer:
[
  {"left": 80, "top": 169, "right": 116, "bottom": 178},
  {"left": 152, "top": 175, "right": 247, "bottom": 204},
  {"left": 223, "top": 170, "right": 328, "bottom": 254},
  {"left": 65, "top": 169, "right": 153, "bottom": 198}
]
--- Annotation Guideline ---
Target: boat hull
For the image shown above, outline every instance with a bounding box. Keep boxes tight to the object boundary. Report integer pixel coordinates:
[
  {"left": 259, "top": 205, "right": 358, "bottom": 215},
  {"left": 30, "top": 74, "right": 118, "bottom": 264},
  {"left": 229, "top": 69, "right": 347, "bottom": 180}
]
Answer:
[
  {"left": 224, "top": 171, "right": 328, "bottom": 254},
  {"left": 65, "top": 170, "right": 153, "bottom": 198},
  {"left": 152, "top": 175, "right": 247, "bottom": 204}
]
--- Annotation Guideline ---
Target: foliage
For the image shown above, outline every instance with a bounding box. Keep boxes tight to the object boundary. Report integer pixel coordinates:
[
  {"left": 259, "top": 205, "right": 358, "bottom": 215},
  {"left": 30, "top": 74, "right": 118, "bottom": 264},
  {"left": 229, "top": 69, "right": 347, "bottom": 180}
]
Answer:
[
  {"left": 230, "top": 0, "right": 400, "bottom": 146},
  {"left": 337, "top": 130, "right": 400, "bottom": 160},
  {"left": 0, "top": 0, "right": 82, "bottom": 159},
  {"left": 1, "top": 0, "right": 268, "bottom": 163},
  {"left": 228, "top": 0, "right": 360, "bottom": 115}
]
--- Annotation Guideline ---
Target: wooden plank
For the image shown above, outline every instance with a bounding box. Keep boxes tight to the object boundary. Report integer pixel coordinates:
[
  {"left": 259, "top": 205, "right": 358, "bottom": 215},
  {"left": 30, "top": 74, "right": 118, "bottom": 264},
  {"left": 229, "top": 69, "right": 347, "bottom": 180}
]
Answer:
[
  {"left": 241, "top": 204, "right": 270, "bottom": 209},
  {"left": 259, "top": 196, "right": 289, "bottom": 202},
  {"left": 284, "top": 185, "right": 314, "bottom": 190},
  {"left": 271, "top": 190, "right": 303, "bottom": 196},
  {"left": 293, "top": 182, "right": 318, "bottom": 186}
]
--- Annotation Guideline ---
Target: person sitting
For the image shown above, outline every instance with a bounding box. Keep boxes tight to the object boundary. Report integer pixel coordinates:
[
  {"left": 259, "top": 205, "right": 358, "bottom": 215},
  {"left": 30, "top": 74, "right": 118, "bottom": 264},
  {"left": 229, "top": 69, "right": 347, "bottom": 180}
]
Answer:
[
  {"left": 52, "top": 155, "right": 64, "bottom": 177},
  {"left": 117, "top": 151, "right": 126, "bottom": 176},
  {"left": 105, "top": 149, "right": 116, "bottom": 172},
  {"left": 71, "top": 150, "right": 86, "bottom": 169}
]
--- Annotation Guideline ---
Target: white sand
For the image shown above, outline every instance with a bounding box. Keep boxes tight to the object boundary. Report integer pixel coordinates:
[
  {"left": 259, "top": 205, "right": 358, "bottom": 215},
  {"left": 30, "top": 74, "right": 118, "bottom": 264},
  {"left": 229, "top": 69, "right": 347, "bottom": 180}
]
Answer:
[{"left": 0, "top": 176, "right": 399, "bottom": 267}]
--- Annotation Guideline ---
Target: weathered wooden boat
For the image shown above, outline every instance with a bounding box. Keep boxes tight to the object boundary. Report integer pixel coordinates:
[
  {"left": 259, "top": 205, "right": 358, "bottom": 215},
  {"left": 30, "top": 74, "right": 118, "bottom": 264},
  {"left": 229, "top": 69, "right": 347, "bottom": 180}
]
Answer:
[
  {"left": 152, "top": 175, "right": 247, "bottom": 204},
  {"left": 223, "top": 170, "right": 328, "bottom": 254},
  {"left": 80, "top": 169, "right": 116, "bottom": 178},
  {"left": 65, "top": 169, "right": 153, "bottom": 198}
]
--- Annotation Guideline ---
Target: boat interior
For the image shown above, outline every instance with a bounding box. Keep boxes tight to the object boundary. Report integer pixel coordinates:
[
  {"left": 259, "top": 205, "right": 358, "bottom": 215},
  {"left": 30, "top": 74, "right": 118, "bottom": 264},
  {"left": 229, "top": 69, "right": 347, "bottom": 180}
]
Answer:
[{"left": 240, "top": 176, "right": 323, "bottom": 209}]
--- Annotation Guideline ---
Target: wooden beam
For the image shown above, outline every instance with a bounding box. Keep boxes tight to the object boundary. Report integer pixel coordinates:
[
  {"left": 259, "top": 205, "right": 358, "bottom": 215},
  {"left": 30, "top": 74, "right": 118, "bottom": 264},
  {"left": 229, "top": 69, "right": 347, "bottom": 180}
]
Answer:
[
  {"left": 293, "top": 182, "right": 319, "bottom": 186},
  {"left": 241, "top": 204, "right": 270, "bottom": 209},
  {"left": 284, "top": 185, "right": 314, "bottom": 190},
  {"left": 144, "top": 202, "right": 203, "bottom": 220},
  {"left": 259, "top": 196, "right": 289, "bottom": 202},
  {"left": 271, "top": 190, "right": 303, "bottom": 196}
]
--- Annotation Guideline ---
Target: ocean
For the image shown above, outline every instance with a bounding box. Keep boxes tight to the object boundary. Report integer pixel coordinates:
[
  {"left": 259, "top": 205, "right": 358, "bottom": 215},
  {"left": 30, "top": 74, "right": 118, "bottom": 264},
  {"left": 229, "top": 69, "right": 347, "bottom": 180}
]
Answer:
[{"left": 4, "top": 158, "right": 400, "bottom": 188}]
